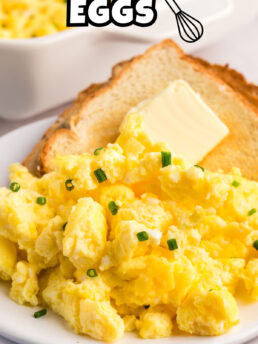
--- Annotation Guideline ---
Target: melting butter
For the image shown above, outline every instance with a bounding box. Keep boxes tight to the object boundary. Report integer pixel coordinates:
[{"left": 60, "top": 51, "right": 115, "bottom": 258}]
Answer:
[{"left": 128, "top": 80, "right": 229, "bottom": 164}]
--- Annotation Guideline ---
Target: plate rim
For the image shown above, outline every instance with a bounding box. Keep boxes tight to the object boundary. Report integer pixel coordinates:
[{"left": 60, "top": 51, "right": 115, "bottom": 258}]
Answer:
[{"left": 0, "top": 117, "right": 257, "bottom": 344}]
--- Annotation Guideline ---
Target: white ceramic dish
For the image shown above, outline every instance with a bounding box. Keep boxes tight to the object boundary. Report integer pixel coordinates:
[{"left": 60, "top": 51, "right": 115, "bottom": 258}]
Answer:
[
  {"left": 1, "top": 0, "right": 258, "bottom": 121},
  {"left": 0, "top": 118, "right": 258, "bottom": 344}
]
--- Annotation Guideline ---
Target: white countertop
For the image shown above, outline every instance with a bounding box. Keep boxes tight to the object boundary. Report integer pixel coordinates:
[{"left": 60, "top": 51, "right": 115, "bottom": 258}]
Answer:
[{"left": 0, "top": 16, "right": 257, "bottom": 344}]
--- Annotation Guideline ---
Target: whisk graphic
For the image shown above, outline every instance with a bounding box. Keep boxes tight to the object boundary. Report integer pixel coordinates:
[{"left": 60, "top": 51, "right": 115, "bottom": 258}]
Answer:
[{"left": 165, "top": 0, "right": 204, "bottom": 43}]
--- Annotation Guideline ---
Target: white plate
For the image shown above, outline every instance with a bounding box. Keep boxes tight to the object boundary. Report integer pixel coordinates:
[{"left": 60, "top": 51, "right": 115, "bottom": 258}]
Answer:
[{"left": 0, "top": 118, "right": 257, "bottom": 344}]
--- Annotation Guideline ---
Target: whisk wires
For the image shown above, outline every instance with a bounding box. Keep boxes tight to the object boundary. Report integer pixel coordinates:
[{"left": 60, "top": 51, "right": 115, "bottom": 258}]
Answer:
[
  {"left": 164, "top": 0, "right": 204, "bottom": 43},
  {"left": 177, "top": 11, "right": 203, "bottom": 42}
]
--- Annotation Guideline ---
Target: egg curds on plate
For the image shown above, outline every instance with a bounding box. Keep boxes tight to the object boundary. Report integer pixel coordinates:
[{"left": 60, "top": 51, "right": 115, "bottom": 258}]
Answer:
[{"left": 0, "top": 113, "right": 257, "bottom": 342}]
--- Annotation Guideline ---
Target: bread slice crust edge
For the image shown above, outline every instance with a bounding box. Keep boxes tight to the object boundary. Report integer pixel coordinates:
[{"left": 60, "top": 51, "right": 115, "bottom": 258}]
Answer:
[{"left": 23, "top": 39, "right": 258, "bottom": 180}]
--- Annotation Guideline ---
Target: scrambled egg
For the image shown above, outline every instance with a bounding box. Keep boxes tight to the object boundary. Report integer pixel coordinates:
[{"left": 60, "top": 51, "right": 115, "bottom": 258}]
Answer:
[
  {"left": 0, "top": 113, "right": 257, "bottom": 342},
  {"left": 0, "top": 0, "right": 68, "bottom": 39}
]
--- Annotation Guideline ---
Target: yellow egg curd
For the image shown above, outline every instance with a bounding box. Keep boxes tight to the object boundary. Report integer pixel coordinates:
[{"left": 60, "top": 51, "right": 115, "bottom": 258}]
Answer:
[
  {"left": 0, "top": 0, "right": 68, "bottom": 39},
  {"left": 0, "top": 113, "right": 257, "bottom": 341}
]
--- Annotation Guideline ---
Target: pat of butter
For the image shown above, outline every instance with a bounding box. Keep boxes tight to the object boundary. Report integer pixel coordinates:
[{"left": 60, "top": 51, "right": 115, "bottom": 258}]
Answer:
[{"left": 129, "top": 80, "right": 229, "bottom": 165}]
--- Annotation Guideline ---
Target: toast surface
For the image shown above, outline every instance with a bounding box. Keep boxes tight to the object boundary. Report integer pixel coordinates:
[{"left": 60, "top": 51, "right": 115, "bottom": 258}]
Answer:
[{"left": 23, "top": 40, "right": 258, "bottom": 180}]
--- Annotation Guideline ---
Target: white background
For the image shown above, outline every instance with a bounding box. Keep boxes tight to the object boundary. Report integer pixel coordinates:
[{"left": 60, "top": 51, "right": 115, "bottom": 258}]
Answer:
[{"left": 0, "top": 14, "right": 257, "bottom": 344}]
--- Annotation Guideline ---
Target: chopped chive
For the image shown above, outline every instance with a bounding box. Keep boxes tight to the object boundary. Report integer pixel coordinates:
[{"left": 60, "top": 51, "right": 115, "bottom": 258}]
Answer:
[
  {"left": 65, "top": 179, "right": 74, "bottom": 191},
  {"left": 36, "top": 197, "right": 46, "bottom": 205},
  {"left": 63, "top": 222, "right": 67, "bottom": 231},
  {"left": 144, "top": 305, "right": 150, "bottom": 309},
  {"left": 248, "top": 208, "right": 256, "bottom": 216},
  {"left": 209, "top": 289, "right": 214, "bottom": 292},
  {"left": 161, "top": 152, "right": 172, "bottom": 168},
  {"left": 167, "top": 238, "right": 178, "bottom": 251},
  {"left": 232, "top": 180, "right": 240, "bottom": 188},
  {"left": 136, "top": 231, "right": 149, "bottom": 242},
  {"left": 87, "top": 268, "right": 98, "bottom": 278},
  {"left": 108, "top": 201, "right": 119, "bottom": 215},
  {"left": 194, "top": 165, "right": 204, "bottom": 172},
  {"left": 34, "top": 309, "right": 47, "bottom": 318},
  {"left": 10, "top": 182, "right": 20, "bottom": 192},
  {"left": 94, "top": 168, "right": 107, "bottom": 183},
  {"left": 94, "top": 147, "right": 104, "bottom": 156},
  {"left": 253, "top": 240, "right": 258, "bottom": 251}
]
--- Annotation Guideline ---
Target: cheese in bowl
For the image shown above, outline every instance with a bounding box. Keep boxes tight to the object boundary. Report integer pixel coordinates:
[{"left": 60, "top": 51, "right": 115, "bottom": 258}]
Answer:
[
  {"left": 0, "top": 113, "right": 257, "bottom": 342},
  {"left": 0, "top": 0, "right": 67, "bottom": 39}
]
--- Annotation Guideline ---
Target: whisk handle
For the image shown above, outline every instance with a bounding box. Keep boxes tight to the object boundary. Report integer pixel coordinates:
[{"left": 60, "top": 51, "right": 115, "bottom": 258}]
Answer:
[{"left": 164, "top": 0, "right": 181, "bottom": 14}]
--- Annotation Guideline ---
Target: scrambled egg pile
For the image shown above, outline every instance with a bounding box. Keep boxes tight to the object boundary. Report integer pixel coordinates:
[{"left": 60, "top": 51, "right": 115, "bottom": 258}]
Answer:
[
  {"left": 0, "top": 113, "right": 257, "bottom": 342},
  {"left": 0, "top": 0, "right": 67, "bottom": 39}
]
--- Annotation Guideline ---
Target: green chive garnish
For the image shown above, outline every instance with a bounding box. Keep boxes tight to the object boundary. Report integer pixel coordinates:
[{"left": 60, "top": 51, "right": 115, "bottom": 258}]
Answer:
[
  {"left": 65, "top": 179, "right": 74, "bottom": 191},
  {"left": 232, "top": 180, "right": 240, "bottom": 188},
  {"left": 63, "top": 222, "right": 67, "bottom": 231},
  {"left": 94, "top": 168, "right": 107, "bottom": 183},
  {"left": 34, "top": 309, "right": 47, "bottom": 318},
  {"left": 252, "top": 240, "right": 258, "bottom": 251},
  {"left": 94, "top": 147, "right": 104, "bottom": 156},
  {"left": 136, "top": 231, "right": 149, "bottom": 242},
  {"left": 108, "top": 201, "right": 119, "bottom": 215},
  {"left": 87, "top": 269, "right": 98, "bottom": 278},
  {"left": 194, "top": 165, "right": 204, "bottom": 172},
  {"left": 36, "top": 197, "right": 46, "bottom": 205},
  {"left": 10, "top": 182, "right": 20, "bottom": 192},
  {"left": 144, "top": 305, "right": 150, "bottom": 309},
  {"left": 161, "top": 152, "right": 172, "bottom": 168},
  {"left": 248, "top": 208, "right": 256, "bottom": 216},
  {"left": 167, "top": 238, "right": 178, "bottom": 251}
]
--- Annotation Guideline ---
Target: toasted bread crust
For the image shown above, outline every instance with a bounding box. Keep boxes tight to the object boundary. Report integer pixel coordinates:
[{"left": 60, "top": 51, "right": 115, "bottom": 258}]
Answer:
[
  {"left": 23, "top": 81, "right": 112, "bottom": 176},
  {"left": 23, "top": 39, "right": 258, "bottom": 179},
  {"left": 192, "top": 57, "right": 258, "bottom": 109}
]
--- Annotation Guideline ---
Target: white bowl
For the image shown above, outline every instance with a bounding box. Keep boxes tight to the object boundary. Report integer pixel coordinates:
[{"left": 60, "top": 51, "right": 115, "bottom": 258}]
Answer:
[{"left": 0, "top": 28, "right": 152, "bottom": 121}]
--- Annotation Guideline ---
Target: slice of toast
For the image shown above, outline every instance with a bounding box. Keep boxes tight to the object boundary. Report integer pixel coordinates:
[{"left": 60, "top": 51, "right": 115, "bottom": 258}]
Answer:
[{"left": 23, "top": 39, "right": 258, "bottom": 180}]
